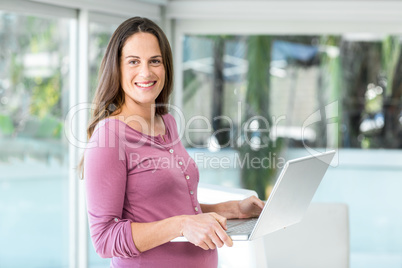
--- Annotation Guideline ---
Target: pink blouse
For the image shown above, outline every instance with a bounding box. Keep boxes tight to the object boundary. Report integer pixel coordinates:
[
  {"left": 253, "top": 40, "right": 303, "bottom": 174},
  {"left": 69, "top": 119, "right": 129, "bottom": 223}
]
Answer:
[{"left": 84, "top": 114, "right": 218, "bottom": 268}]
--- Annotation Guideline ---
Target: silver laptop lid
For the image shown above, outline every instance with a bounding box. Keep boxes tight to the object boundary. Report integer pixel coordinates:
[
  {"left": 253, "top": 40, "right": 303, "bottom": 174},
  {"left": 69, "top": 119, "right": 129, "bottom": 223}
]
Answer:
[{"left": 249, "top": 150, "right": 335, "bottom": 240}]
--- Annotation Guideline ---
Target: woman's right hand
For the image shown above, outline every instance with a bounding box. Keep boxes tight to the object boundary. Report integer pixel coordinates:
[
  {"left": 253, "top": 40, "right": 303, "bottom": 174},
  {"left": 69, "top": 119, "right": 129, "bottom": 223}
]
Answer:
[{"left": 180, "top": 213, "right": 233, "bottom": 250}]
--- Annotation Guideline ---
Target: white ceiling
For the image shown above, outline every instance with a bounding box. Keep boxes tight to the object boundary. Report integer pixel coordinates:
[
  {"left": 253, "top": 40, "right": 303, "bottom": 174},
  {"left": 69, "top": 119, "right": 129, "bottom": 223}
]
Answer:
[{"left": 14, "top": 0, "right": 402, "bottom": 32}]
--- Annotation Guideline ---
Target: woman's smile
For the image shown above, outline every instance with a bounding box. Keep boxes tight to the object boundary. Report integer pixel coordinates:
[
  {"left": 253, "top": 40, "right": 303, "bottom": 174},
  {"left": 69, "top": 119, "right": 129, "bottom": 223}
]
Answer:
[{"left": 135, "top": 81, "right": 157, "bottom": 89}]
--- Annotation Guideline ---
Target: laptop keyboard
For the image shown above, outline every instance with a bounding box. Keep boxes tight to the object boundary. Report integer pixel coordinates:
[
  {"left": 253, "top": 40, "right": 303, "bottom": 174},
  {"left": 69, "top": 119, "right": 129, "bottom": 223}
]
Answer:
[{"left": 227, "top": 218, "right": 258, "bottom": 234}]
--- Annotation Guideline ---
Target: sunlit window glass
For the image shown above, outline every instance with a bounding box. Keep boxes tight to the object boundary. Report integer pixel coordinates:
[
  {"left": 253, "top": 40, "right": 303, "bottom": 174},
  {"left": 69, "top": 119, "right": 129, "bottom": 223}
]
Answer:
[
  {"left": 89, "top": 21, "right": 118, "bottom": 100},
  {"left": 182, "top": 34, "right": 402, "bottom": 191},
  {"left": 0, "top": 11, "right": 70, "bottom": 267},
  {"left": 182, "top": 33, "right": 402, "bottom": 268}
]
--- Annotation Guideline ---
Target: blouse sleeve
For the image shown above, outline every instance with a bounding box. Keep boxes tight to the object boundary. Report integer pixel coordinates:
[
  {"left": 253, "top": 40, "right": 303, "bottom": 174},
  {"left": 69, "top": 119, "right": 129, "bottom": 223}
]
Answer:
[{"left": 84, "top": 123, "right": 140, "bottom": 258}]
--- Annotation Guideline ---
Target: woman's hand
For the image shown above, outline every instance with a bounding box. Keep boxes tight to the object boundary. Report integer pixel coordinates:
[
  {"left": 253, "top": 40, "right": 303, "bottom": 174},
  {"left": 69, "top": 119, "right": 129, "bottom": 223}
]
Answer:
[
  {"left": 238, "top": 196, "right": 265, "bottom": 219},
  {"left": 180, "top": 213, "right": 233, "bottom": 250}
]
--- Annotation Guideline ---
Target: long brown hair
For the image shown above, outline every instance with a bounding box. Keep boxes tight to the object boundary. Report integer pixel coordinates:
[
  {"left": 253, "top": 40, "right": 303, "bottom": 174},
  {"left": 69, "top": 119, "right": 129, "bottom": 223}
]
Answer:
[{"left": 78, "top": 17, "right": 174, "bottom": 178}]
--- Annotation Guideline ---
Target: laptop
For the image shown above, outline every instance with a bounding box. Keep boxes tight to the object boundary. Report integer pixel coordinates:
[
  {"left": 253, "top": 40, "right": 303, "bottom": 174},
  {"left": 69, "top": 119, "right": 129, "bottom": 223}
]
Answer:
[{"left": 172, "top": 150, "right": 336, "bottom": 242}]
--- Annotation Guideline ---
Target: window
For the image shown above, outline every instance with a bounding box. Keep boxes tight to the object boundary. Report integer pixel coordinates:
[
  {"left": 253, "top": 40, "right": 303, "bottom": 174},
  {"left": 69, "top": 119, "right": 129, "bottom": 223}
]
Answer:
[
  {"left": 89, "top": 21, "right": 118, "bottom": 99},
  {"left": 182, "top": 34, "right": 402, "bottom": 193},
  {"left": 0, "top": 11, "right": 70, "bottom": 267},
  {"left": 181, "top": 33, "right": 402, "bottom": 267},
  {"left": 183, "top": 34, "right": 402, "bottom": 150}
]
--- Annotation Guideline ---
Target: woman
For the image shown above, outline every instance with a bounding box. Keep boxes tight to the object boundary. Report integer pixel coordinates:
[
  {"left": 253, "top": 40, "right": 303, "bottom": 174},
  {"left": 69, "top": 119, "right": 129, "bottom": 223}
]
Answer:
[{"left": 83, "top": 16, "right": 264, "bottom": 267}]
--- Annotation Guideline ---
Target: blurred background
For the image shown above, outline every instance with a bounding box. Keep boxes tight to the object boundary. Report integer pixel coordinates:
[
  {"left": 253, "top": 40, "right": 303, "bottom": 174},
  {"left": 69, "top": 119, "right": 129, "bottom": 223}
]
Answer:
[{"left": 0, "top": 0, "right": 401, "bottom": 267}]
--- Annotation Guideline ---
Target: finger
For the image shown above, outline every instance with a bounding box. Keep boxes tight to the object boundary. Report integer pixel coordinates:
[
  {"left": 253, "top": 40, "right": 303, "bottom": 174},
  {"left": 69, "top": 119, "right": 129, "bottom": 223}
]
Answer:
[
  {"left": 248, "top": 196, "right": 263, "bottom": 207},
  {"left": 210, "top": 213, "right": 228, "bottom": 230},
  {"left": 254, "top": 198, "right": 265, "bottom": 210},
  {"left": 248, "top": 196, "right": 265, "bottom": 211},
  {"left": 203, "top": 237, "right": 216, "bottom": 250},
  {"left": 213, "top": 223, "right": 233, "bottom": 247},
  {"left": 209, "top": 230, "right": 224, "bottom": 248},
  {"left": 207, "top": 214, "right": 232, "bottom": 247},
  {"left": 197, "top": 241, "right": 210, "bottom": 250},
  {"left": 251, "top": 201, "right": 264, "bottom": 217},
  {"left": 218, "top": 231, "right": 233, "bottom": 247}
]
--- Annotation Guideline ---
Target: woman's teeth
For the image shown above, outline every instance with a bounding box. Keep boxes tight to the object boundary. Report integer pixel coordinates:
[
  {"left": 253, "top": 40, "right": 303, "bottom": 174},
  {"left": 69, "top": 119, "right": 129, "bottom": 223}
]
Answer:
[{"left": 136, "top": 81, "right": 156, "bottom": 88}]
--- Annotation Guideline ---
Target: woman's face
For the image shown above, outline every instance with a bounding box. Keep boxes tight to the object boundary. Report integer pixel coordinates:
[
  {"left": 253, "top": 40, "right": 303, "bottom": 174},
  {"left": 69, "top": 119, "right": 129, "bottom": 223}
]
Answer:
[{"left": 120, "top": 32, "right": 165, "bottom": 109}]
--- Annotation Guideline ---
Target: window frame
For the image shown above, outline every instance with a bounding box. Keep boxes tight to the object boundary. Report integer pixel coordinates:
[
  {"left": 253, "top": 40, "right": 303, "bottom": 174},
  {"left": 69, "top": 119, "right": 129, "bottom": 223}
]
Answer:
[{"left": 0, "top": 2, "right": 161, "bottom": 268}]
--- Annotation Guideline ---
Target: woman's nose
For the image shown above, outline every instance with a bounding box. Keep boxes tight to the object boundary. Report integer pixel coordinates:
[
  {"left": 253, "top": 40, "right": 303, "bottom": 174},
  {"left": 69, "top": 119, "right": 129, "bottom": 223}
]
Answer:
[{"left": 139, "top": 63, "right": 151, "bottom": 78}]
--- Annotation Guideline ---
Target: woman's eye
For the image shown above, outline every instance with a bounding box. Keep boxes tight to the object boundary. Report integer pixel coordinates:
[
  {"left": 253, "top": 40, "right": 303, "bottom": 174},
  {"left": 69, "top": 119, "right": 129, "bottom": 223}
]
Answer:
[
  {"left": 129, "top": 60, "right": 139, "bottom": 65},
  {"left": 150, "top": 59, "right": 161, "bottom": 65}
]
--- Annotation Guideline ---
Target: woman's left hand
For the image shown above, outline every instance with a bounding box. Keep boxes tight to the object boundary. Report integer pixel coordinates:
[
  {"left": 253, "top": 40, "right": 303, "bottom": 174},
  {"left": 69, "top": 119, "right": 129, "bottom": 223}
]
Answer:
[{"left": 237, "top": 196, "right": 265, "bottom": 219}]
